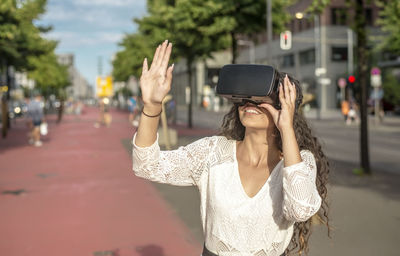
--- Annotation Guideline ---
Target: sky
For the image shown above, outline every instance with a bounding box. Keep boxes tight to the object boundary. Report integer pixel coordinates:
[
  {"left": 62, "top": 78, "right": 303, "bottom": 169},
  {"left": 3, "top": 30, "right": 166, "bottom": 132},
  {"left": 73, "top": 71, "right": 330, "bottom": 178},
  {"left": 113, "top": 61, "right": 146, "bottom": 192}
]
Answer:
[{"left": 38, "top": 0, "right": 147, "bottom": 86}]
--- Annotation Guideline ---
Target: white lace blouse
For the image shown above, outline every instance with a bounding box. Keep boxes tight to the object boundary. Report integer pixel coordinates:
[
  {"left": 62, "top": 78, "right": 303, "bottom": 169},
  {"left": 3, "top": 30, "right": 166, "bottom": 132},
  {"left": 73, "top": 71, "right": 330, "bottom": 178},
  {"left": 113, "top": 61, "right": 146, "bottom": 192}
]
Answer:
[{"left": 132, "top": 134, "right": 321, "bottom": 256}]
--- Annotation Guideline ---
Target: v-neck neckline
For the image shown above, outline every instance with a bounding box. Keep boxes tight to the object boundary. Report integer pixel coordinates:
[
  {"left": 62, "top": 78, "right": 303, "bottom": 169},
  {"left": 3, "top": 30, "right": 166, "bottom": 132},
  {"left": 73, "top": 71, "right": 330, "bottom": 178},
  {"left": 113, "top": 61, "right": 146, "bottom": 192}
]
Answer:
[{"left": 233, "top": 140, "right": 283, "bottom": 200}]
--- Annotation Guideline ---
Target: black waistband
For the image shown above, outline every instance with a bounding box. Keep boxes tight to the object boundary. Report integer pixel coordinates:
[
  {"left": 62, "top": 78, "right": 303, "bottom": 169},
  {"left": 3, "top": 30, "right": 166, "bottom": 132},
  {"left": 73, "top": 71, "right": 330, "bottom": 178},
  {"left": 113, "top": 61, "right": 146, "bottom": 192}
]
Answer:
[{"left": 202, "top": 244, "right": 218, "bottom": 256}]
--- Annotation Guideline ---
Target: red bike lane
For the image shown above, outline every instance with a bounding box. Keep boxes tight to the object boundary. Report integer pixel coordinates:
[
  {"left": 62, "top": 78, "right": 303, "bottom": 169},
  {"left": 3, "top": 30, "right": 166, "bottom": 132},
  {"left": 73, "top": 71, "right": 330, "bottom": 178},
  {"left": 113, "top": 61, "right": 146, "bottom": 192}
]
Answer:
[{"left": 0, "top": 107, "right": 202, "bottom": 256}]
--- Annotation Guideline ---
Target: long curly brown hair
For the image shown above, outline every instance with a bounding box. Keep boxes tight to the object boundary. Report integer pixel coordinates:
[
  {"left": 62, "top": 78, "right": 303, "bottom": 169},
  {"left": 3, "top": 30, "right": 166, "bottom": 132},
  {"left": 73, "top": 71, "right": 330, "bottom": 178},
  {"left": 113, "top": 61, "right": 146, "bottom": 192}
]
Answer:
[{"left": 218, "top": 71, "right": 331, "bottom": 255}]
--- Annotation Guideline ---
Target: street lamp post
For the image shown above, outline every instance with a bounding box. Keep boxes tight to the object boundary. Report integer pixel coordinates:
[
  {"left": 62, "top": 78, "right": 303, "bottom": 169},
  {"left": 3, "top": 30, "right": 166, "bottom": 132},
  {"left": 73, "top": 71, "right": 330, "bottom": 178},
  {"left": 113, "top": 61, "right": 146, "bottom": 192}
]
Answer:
[
  {"left": 296, "top": 12, "right": 324, "bottom": 119},
  {"left": 347, "top": 28, "right": 354, "bottom": 100},
  {"left": 266, "top": 0, "right": 272, "bottom": 64},
  {"left": 314, "top": 14, "right": 322, "bottom": 120},
  {"left": 237, "top": 40, "right": 255, "bottom": 64}
]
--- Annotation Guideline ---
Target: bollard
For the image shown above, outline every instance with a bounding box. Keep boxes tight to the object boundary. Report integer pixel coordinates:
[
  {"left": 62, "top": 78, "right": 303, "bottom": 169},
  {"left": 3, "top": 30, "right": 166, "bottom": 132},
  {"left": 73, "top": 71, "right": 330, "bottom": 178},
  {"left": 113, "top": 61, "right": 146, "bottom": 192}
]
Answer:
[{"left": 161, "top": 95, "right": 172, "bottom": 150}]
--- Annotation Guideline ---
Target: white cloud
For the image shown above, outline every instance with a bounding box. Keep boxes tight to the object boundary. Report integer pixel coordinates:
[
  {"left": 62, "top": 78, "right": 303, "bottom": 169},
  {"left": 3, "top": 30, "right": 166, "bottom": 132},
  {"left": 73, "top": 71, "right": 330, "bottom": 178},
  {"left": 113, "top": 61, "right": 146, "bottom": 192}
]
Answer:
[
  {"left": 73, "top": 0, "right": 145, "bottom": 7},
  {"left": 45, "top": 31, "right": 123, "bottom": 47},
  {"left": 40, "top": 1, "right": 146, "bottom": 34},
  {"left": 41, "top": 5, "right": 76, "bottom": 21}
]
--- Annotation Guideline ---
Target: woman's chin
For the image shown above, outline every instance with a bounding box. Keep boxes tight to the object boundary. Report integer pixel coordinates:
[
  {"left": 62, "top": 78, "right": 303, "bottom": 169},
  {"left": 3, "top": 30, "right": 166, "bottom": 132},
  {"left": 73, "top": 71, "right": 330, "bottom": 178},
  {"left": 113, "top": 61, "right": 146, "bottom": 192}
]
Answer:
[{"left": 241, "top": 120, "right": 272, "bottom": 130}]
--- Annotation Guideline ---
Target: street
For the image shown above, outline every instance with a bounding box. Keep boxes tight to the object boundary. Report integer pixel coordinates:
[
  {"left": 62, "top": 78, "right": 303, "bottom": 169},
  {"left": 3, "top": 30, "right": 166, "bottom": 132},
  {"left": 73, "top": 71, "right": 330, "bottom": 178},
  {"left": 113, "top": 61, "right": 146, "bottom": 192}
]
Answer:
[
  {"left": 0, "top": 106, "right": 399, "bottom": 256},
  {"left": 0, "top": 108, "right": 201, "bottom": 256}
]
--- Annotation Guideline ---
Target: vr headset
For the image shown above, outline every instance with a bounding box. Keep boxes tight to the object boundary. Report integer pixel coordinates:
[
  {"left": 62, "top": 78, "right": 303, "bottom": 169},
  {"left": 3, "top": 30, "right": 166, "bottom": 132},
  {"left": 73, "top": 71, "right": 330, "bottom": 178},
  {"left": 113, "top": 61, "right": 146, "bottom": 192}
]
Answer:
[{"left": 216, "top": 64, "right": 281, "bottom": 109}]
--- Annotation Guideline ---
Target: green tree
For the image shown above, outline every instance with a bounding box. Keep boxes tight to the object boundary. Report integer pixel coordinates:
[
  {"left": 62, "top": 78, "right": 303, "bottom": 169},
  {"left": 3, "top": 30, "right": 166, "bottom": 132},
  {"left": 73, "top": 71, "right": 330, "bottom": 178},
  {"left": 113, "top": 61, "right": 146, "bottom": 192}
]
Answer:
[
  {"left": 353, "top": 0, "right": 371, "bottom": 174},
  {"left": 113, "top": 1, "right": 174, "bottom": 82},
  {"left": 28, "top": 50, "right": 70, "bottom": 122},
  {"left": 382, "top": 71, "right": 400, "bottom": 107},
  {"left": 0, "top": 0, "right": 52, "bottom": 137},
  {"left": 0, "top": 0, "right": 19, "bottom": 137},
  {"left": 170, "top": 0, "right": 234, "bottom": 127},
  {"left": 0, "top": 0, "right": 19, "bottom": 68},
  {"left": 114, "top": 0, "right": 234, "bottom": 127},
  {"left": 307, "top": 0, "right": 371, "bottom": 174},
  {"left": 376, "top": 0, "right": 400, "bottom": 55},
  {"left": 0, "top": 0, "right": 51, "bottom": 70},
  {"left": 217, "top": 0, "right": 292, "bottom": 63},
  {"left": 113, "top": 33, "right": 154, "bottom": 81},
  {"left": 28, "top": 52, "right": 69, "bottom": 98}
]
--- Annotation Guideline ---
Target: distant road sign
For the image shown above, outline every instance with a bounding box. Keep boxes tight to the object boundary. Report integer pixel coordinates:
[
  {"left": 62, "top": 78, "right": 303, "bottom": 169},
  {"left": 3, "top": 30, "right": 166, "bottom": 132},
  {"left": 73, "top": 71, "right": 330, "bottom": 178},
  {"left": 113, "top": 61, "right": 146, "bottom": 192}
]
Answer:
[
  {"left": 280, "top": 31, "right": 292, "bottom": 50},
  {"left": 371, "top": 74, "right": 382, "bottom": 87},
  {"left": 371, "top": 67, "right": 381, "bottom": 75},
  {"left": 96, "top": 76, "right": 113, "bottom": 97},
  {"left": 315, "top": 67, "right": 326, "bottom": 76},
  {"left": 318, "top": 78, "right": 331, "bottom": 85}
]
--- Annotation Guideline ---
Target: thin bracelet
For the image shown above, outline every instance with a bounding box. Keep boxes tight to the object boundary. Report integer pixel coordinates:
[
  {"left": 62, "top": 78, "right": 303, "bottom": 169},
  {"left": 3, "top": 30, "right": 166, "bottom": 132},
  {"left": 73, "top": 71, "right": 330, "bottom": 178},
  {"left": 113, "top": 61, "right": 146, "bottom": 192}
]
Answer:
[{"left": 142, "top": 108, "right": 162, "bottom": 118}]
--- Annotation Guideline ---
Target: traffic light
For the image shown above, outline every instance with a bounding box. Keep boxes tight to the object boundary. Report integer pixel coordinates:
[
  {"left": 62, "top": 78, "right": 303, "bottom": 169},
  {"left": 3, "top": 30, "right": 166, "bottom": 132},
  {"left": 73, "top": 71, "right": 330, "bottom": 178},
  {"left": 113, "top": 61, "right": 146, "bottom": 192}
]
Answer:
[
  {"left": 348, "top": 75, "right": 356, "bottom": 84},
  {"left": 280, "top": 31, "right": 292, "bottom": 50}
]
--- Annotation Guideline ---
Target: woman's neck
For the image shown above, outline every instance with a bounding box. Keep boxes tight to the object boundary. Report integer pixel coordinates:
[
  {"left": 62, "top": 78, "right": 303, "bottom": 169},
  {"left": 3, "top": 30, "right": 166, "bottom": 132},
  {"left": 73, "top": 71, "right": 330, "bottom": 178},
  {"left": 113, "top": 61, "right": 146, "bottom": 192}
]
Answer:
[{"left": 237, "top": 128, "right": 280, "bottom": 167}]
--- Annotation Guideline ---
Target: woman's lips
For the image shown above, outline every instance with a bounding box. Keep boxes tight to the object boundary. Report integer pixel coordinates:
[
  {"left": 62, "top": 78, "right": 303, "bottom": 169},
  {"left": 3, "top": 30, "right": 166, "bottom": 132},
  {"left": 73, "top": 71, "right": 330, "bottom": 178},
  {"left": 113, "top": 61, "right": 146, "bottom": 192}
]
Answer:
[{"left": 243, "top": 106, "right": 262, "bottom": 115}]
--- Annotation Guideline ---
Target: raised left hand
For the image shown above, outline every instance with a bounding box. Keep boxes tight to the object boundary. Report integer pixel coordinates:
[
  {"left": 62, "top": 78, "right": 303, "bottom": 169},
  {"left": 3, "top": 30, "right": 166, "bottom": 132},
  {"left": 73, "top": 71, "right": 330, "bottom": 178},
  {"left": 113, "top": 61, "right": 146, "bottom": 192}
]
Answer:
[{"left": 259, "top": 75, "right": 296, "bottom": 133}]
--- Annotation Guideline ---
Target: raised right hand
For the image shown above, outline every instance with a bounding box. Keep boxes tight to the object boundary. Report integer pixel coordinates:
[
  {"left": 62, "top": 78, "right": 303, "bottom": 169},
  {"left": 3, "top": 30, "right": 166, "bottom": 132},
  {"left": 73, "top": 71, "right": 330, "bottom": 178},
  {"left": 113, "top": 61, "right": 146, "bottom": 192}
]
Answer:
[{"left": 140, "top": 40, "right": 174, "bottom": 112}]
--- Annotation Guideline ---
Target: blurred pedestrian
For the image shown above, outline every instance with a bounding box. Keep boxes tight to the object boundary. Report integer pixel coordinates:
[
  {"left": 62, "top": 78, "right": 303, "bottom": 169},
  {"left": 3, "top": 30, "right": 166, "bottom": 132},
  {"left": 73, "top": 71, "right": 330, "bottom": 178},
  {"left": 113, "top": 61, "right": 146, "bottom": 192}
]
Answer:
[
  {"left": 347, "top": 100, "right": 359, "bottom": 125},
  {"left": 132, "top": 42, "right": 330, "bottom": 256},
  {"left": 94, "top": 98, "right": 112, "bottom": 128},
  {"left": 74, "top": 100, "right": 83, "bottom": 115},
  {"left": 127, "top": 95, "right": 139, "bottom": 126},
  {"left": 27, "top": 93, "right": 44, "bottom": 147},
  {"left": 341, "top": 99, "right": 349, "bottom": 122}
]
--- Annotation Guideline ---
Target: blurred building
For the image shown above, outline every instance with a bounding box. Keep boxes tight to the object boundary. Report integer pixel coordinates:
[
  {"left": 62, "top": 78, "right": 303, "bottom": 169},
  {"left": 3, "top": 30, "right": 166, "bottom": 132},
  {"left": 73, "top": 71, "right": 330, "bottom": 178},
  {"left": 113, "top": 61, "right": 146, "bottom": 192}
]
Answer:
[
  {"left": 14, "top": 72, "right": 35, "bottom": 90},
  {"left": 172, "top": 0, "right": 386, "bottom": 113},
  {"left": 57, "top": 54, "right": 94, "bottom": 100}
]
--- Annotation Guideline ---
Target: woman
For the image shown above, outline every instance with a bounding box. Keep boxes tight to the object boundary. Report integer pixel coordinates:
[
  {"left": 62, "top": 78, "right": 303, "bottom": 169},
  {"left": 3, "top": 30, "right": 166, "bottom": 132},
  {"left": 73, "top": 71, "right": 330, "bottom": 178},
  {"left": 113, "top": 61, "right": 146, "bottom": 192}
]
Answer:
[{"left": 132, "top": 40, "right": 330, "bottom": 255}]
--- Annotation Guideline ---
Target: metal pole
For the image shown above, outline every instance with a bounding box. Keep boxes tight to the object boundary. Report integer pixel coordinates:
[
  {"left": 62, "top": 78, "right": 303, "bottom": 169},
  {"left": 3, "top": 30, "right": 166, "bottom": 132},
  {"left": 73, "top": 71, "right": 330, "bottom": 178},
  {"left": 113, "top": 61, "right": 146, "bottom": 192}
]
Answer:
[
  {"left": 161, "top": 95, "right": 172, "bottom": 150},
  {"left": 374, "top": 87, "right": 380, "bottom": 124},
  {"left": 347, "top": 28, "right": 354, "bottom": 100},
  {"left": 250, "top": 42, "right": 255, "bottom": 64},
  {"left": 266, "top": 0, "right": 272, "bottom": 64},
  {"left": 320, "top": 17, "right": 327, "bottom": 113},
  {"left": 341, "top": 87, "right": 345, "bottom": 101},
  {"left": 314, "top": 15, "right": 321, "bottom": 120}
]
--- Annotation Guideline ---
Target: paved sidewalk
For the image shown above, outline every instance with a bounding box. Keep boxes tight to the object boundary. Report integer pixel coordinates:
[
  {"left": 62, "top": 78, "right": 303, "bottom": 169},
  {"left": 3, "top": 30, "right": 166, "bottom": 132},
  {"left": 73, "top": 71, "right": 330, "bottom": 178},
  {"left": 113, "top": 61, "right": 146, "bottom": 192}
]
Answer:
[{"left": 0, "top": 108, "right": 201, "bottom": 256}]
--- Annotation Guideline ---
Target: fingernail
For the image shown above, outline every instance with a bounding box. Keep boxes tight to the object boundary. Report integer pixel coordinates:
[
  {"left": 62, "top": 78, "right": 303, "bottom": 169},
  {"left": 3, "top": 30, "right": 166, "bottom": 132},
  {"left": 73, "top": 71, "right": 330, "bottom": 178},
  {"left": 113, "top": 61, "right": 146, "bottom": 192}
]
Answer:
[
  {"left": 165, "top": 39, "right": 168, "bottom": 43},
  {"left": 172, "top": 63, "right": 175, "bottom": 68}
]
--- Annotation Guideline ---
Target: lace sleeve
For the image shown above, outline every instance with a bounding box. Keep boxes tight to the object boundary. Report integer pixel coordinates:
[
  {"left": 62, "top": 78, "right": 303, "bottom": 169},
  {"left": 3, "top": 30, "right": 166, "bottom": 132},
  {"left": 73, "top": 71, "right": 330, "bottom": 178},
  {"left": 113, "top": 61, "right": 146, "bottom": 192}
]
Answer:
[
  {"left": 132, "top": 133, "right": 216, "bottom": 186},
  {"left": 282, "top": 150, "right": 322, "bottom": 222}
]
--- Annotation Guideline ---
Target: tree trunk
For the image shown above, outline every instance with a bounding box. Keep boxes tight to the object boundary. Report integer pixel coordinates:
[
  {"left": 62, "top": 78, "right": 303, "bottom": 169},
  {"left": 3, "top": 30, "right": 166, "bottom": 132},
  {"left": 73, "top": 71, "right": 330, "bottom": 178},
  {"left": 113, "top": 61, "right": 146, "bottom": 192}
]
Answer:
[
  {"left": 187, "top": 58, "right": 193, "bottom": 128},
  {"left": 231, "top": 32, "right": 237, "bottom": 64},
  {"left": 1, "top": 96, "right": 8, "bottom": 138},
  {"left": 1, "top": 62, "right": 9, "bottom": 138},
  {"left": 355, "top": 0, "right": 371, "bottom": 174}
]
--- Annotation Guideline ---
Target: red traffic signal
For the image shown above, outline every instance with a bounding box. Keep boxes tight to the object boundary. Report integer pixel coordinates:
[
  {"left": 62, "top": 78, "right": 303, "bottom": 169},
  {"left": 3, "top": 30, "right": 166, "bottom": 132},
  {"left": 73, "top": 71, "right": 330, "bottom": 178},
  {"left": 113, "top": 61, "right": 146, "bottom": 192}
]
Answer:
[
  {"left": 280, "top": 31, "right": 292, "bottom": 50},
  {"left": 348, "top": 75, "right": 356, "bottom": 83}
]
